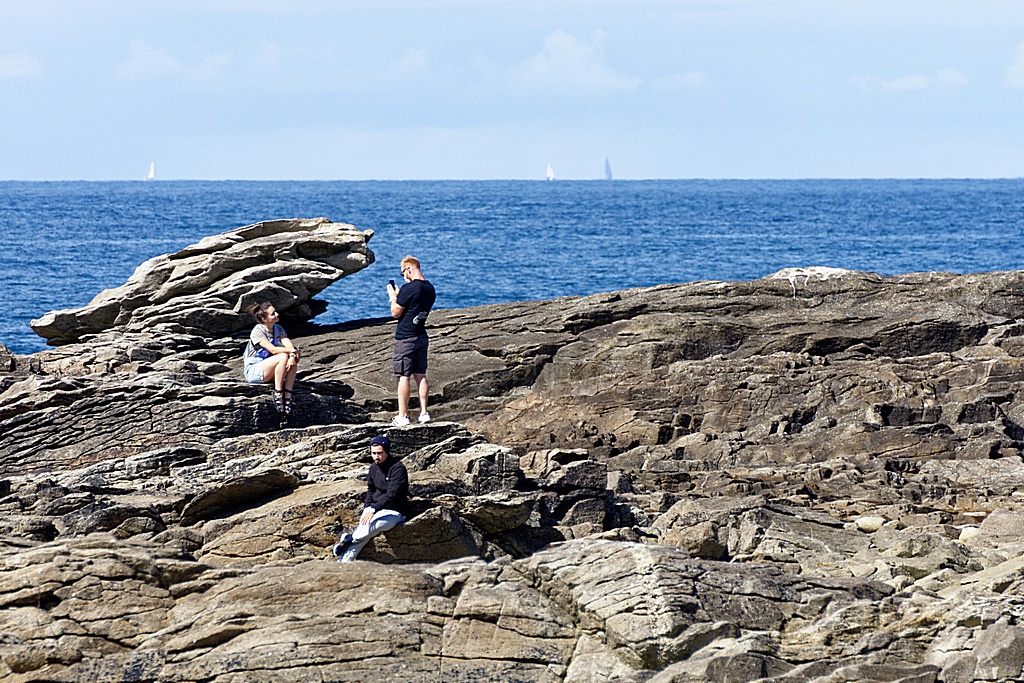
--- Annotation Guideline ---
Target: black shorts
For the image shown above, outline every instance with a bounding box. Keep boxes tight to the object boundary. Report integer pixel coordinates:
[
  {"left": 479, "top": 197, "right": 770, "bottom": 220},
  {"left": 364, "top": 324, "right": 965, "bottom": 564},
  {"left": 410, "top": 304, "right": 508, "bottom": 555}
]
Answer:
[{"left": 393, "top": 334, "right": 429, "bottom": 376}]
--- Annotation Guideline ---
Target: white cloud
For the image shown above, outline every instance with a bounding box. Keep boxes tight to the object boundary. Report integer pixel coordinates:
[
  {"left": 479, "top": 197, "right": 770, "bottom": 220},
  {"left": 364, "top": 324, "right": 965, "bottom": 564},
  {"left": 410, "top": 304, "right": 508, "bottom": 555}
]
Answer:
[
  {"left": 116, "top": 39, "right": 186, "bottom": 81},
  {"left": 934, "top": 69, "right": 968, "bottom": 87},
  {"left": 852, "top": 69, "right": 967, "bottom": 93},
  {"left": 1007, "top": 42, "right": 1024, "bottom": 88},
  {"left": 652, "top": 71, "right": 706, "bottom": 91},
  {"left": 194, "top": 51, "right": 233, "bottom": 81},
  {"left": 882, "top": 74, "right": 930, "bottom": 91},
  {"left": 253, "top": 42, "right": 281, "bottom": 72},
  {"left": 508, "top": 29, "right": 640, "bottom": 94},
  {"left": 0, "top": 51, "right": 43, "bottom": 79},
  {"left": 389, "top": 48, "right": 430, "bottom": 80},
  {"left": 115, "top": 39, "right": 231, "bottom": 83}
]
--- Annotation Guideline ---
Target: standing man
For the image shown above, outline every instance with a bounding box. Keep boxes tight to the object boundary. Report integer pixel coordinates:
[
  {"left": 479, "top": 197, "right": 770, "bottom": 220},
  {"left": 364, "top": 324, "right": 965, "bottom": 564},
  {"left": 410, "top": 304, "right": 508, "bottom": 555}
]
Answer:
[
  {"left": 333, "top": 435, "right": 409, "bottom": 562},
  {"left": 386, "top": 255, "right": 436, "bottom": 426}
]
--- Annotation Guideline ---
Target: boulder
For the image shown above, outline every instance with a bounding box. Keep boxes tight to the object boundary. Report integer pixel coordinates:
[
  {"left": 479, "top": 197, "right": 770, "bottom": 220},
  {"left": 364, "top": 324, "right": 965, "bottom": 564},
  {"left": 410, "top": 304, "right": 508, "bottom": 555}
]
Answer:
[
  {"left": 179, "top": 468, "right": 301, "bottom": 526},
  {"left": 360, "top": 505, "right": 487, "bottom": 563}
]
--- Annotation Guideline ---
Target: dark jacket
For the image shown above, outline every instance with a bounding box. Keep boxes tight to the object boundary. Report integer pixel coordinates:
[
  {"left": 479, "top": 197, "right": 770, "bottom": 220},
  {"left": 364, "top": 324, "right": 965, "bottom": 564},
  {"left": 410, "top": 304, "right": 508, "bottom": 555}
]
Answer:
[{"left": 365, "top": 456, "right": 409, "bottom": 516}]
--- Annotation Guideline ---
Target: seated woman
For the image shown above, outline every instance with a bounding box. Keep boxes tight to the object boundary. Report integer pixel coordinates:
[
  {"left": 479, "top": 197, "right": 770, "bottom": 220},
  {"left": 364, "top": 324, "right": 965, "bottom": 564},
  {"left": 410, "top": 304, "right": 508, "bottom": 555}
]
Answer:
[{"left": 242, "top": 302, "right": 300, "bottom": 414}]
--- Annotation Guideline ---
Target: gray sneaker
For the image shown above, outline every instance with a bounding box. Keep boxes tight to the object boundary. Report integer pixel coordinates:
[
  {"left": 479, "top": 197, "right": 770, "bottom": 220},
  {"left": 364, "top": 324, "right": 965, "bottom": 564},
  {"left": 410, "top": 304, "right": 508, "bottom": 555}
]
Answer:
[
  {"left": 417, "top": 412, "right": 431, "bottom": 423},
  {"left": 390, "top": 415, "right": 411, "bottom": 426},
  {"left": 332, "top": 533, "right": 353, "bottom": 558}
]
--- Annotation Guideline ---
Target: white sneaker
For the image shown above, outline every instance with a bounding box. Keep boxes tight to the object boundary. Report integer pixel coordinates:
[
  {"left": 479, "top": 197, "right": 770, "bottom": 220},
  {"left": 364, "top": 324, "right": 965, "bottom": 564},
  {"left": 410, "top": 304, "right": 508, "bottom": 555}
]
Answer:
[
  {"left": 417, "top": 412, "right": 431, "bottom": 423},
  {"left": 390, "top": 414, "right": 411, "bottom": 427}
]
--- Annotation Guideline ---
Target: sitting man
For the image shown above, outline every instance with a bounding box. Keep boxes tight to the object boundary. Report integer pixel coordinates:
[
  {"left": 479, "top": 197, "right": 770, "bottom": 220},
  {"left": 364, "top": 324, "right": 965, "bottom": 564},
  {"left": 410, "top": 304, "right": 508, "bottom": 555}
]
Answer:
[{"left": 333, "top": 435, "right": 409, "bottom": 562}]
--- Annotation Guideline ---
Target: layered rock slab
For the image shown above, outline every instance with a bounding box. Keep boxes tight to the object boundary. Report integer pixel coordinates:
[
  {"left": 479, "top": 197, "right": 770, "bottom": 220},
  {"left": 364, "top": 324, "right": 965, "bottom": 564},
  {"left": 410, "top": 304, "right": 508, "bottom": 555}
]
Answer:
[
  {"left": 11, "top": 268, "right": 1024, "bottom": 481},
  {"left": 30, "top": 217, "right": 374, "bottom": 345},
  {"left": 0, "top": 536, "right": 906, "bottom": 683},
  {"left": 0, "top": 370, "right": 367, "bottom": 475}
]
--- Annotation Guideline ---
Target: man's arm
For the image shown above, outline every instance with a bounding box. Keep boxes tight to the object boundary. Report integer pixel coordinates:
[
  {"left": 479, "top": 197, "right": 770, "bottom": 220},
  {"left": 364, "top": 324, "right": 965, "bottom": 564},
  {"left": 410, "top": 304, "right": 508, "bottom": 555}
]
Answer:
[
  {"left": 387, "top": 282, "right": 405, "bottom": 319},
  {"left": 360, "top": 467, "right": 378, "bottom": 525}
]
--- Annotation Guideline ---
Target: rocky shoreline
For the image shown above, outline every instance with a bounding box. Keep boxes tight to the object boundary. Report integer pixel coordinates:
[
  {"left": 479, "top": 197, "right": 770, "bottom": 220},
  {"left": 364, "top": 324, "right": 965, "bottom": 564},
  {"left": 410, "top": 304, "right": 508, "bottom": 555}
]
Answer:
[{"left": 3, "top": 220, "right": 1024, "bottom": 682}]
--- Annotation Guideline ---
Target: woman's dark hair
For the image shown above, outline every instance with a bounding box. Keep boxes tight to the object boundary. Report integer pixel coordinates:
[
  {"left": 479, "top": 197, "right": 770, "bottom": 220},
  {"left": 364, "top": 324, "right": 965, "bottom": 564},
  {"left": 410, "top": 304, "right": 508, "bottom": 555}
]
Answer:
[{"left": 251, "top": 302, "right": 274, "bottom": 323}]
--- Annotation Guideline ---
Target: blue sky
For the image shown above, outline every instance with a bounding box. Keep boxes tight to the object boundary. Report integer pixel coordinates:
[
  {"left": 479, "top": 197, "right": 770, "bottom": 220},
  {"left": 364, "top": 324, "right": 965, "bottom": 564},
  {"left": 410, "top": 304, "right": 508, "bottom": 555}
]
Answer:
[{"left": 4, "top": 0, "right": 1024, "bottom": 180}]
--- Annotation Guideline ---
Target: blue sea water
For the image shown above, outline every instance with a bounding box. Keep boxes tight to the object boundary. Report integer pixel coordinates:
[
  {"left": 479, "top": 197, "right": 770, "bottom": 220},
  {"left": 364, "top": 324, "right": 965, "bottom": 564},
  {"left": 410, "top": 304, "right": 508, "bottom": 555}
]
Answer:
[{"left": 3, "top": 179, "right": 1023, "bottom": 355}]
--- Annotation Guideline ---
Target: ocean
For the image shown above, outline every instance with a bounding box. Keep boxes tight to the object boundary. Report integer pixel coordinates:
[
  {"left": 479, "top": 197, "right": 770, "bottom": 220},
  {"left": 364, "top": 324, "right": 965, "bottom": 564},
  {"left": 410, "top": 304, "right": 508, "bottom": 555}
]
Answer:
[{"left": 3, "top": 179, "right": 1023, "bottom": 355}]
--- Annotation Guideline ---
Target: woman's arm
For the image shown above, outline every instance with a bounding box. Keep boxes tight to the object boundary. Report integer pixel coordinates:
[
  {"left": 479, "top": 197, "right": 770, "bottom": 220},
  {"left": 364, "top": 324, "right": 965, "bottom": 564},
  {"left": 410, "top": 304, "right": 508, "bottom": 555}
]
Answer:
[
  {"left": 278, "top": 326, "right": 299, "bottom": 370},
  {"left": 256, "top": 338, "right": 293, "bottom": 354},
  {"left": 256, "top": 328, "right": 300, "bottom": 370},
  {"left": 280, "top": 335, "right": 298, "bottom": 371},
  {"left": 256, "top": 325, "right": 298, "bottom": 355}
]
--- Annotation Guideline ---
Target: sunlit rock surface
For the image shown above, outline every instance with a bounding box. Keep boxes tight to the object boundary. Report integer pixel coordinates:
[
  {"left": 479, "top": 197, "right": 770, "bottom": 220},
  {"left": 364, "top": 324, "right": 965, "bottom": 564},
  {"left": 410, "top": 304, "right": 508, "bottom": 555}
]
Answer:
[{"left": 6, "top": 250, "right": 1024, "bottom": 681}]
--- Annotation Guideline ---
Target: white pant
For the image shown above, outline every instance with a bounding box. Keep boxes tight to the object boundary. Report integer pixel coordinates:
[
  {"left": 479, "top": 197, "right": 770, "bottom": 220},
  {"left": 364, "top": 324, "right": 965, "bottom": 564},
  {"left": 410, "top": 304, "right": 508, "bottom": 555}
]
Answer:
[{"left": 339, "top": 509, "right": 406, "bottom": 562}]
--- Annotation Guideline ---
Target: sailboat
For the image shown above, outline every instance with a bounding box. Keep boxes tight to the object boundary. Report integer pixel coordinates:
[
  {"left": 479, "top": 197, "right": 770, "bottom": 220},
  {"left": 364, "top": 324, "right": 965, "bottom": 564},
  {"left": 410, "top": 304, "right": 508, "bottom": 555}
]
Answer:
[
  {"left": 605, "top": 158, "right": 613, "bottom": 181},
  {"left": 145, "top": 162, "right": 155, "bottom": 180},
  {"left": 546, "top": 163, "right": 554, "bottom": 181}
]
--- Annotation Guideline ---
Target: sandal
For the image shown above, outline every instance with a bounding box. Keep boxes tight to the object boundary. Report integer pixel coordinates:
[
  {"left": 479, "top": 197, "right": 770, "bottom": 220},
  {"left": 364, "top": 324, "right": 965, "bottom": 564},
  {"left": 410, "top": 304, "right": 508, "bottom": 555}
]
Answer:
[
  {"left": 273, "top": 389, "right": 286, "bottom": 414},
  {"left": 282, "top": 390, "right": 293, "bottom": 416}
]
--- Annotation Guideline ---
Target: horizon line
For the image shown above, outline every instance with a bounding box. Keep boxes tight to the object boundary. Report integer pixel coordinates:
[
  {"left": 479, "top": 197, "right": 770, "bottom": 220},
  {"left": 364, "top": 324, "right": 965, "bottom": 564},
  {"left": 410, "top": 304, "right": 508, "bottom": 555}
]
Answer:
[{"left": 2, "top": 176, "right": 1024, "bottom": 183}]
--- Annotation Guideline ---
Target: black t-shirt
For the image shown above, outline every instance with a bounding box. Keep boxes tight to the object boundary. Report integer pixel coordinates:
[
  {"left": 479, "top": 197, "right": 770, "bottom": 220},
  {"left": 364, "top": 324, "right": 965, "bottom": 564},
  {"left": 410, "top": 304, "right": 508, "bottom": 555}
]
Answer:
[{"left": 395, "top": 279, "right": 436, "bottom": 339}]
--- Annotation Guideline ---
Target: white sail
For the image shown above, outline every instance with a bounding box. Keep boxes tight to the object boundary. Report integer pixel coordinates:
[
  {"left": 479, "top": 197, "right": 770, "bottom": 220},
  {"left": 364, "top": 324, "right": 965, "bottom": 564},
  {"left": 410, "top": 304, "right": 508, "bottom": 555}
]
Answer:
[
  {"left": 546, "top": 163, "right": 554, "bottom": 181},
  {"left": 145, "top": 162, "right": 155, "bottom": 180},
  {"left": 605, "top": 158, "right": 613, "bottom": 181}
]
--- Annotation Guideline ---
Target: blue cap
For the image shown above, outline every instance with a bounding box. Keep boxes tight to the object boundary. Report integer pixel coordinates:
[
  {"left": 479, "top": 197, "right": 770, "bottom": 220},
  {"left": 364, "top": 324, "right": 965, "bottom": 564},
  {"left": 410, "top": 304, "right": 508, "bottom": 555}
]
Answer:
[{"left": 370, "top": 435, "right": 391, "bottom": 454}]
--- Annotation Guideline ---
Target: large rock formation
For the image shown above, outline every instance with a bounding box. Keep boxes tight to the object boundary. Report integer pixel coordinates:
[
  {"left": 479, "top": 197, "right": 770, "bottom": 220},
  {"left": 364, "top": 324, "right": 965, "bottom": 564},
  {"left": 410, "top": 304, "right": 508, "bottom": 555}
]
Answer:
[
  {"left": 30, "top": 218, "right": 374, "bottom": 345},
  {"left": 7, "top": 240, "right": 1024, "bottom": 682}
]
